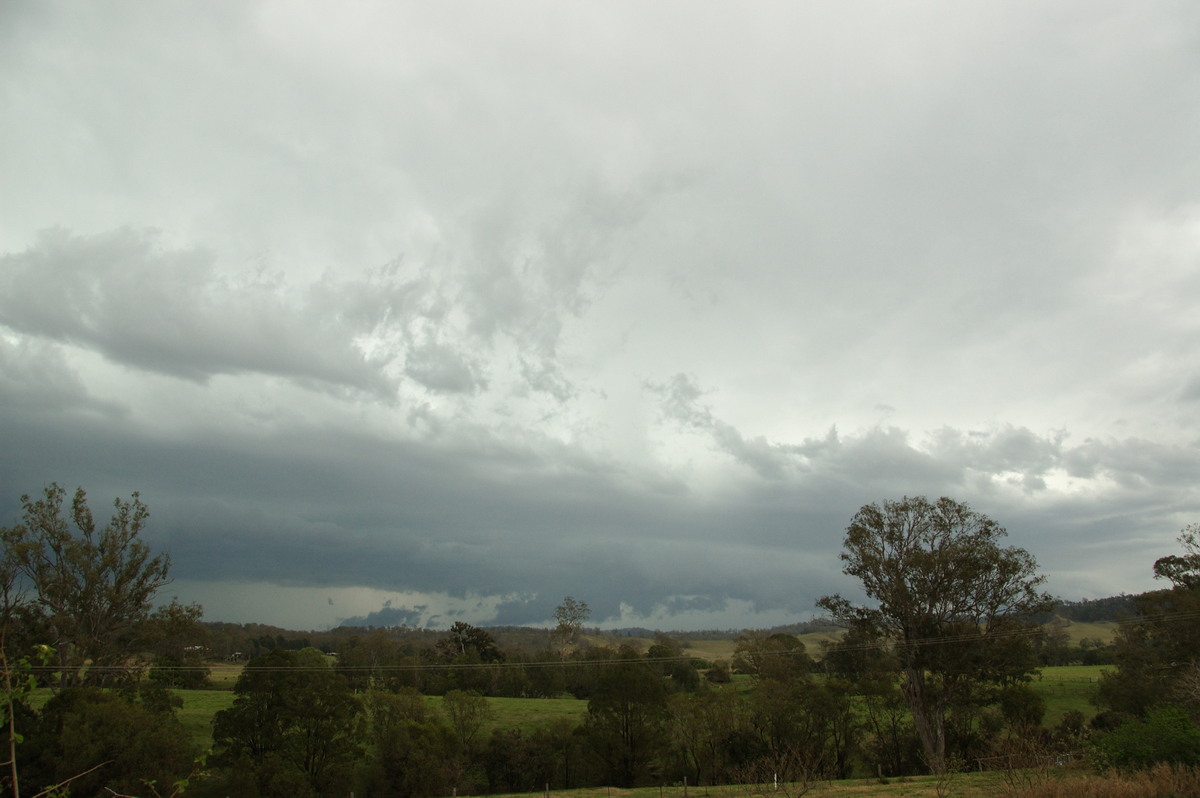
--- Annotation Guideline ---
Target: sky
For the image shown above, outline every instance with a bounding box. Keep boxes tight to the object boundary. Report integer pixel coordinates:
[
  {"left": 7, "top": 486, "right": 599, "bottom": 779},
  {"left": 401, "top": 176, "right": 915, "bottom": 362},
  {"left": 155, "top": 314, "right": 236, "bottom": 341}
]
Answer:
[{"left": 2, "top": 1, "right": 1200, "bottom": 632}]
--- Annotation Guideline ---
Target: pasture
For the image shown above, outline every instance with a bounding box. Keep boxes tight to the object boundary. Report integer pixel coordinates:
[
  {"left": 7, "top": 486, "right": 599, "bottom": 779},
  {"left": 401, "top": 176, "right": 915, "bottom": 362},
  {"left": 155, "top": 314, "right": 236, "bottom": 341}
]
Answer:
[
  {"left": 1029, "top": 664, "right": 1105, "bottom": 725},
  {"left": 170, "top": 663, "right": 1106, "bottom": 749}
]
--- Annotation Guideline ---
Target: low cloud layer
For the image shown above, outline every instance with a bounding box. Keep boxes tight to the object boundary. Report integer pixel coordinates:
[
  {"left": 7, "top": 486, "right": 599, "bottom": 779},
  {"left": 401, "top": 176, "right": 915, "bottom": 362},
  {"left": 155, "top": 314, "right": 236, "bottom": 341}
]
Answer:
[{"left": 2, "top": 1, "right": 1199, "bottom": 630}]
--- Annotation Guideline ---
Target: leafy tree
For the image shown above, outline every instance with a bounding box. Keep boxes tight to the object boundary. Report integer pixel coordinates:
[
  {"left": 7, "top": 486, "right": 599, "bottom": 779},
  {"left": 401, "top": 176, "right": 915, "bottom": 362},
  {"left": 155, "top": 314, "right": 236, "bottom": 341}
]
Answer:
[
  {"left": 436, "top": 622, "right": 504, "bottom": 663},
  {"left": 354, "top": 688, "right": 459, "bottom": 797},
  {"left": 732, "top": 631, "right": 813, "bottom": 683},
  {"left": 442, "top": 689, "right": 494, "bottom": 758},
  {"left": 741, "top": 677, "right": 859, "bottom": 784},
  {"left": 21, "top": 687, "right": 197, "bottom": 798},
  {"left": 552, "top": 596, "right": 590, "bottom": 653},
  {"left": 818, "top": 496, "right": 1053, "bottom": 774},
  {"left": 146, "top": 599, "right": 210, "bottom": 689},
  {"left": 1093, "top": 704, "right": 1200, "bottom": 771},
  {"left": 511, "top": 648, "right": 567, "bottom": 697},
  {"left": 563, "top": 644, "right": 621, "bottom": 699},
  {"left": 432, "top": 622, "right": 504, "bottom": 694},
  {"left": 212, "top": 648, "right": 364, "bottom": 797},
  {"left": 584, "top": 661, "right": 669, "bottom": 787},
  {"left": 665, "top": 689, "right": 748, "bottom": 787},
  {"left": 646, "top": 633, "right": 700, "bottom": 692},
  {"left": 1097, "top": 523, "right": 1200, "bottom": 717},
  {"left": 997, "top": 682, "right": 1045, "bottom": 729},
  {"left": 335, "top": 629, "right": 401, "bottom": 692},
  {"left": 1151, "top": 523, "right": 1200, "bottom": 588},
  {"left": 1, "top": 484, "right": 171, "bottom": 687},
  {"left": 0, "top": 641, "right": 53, "bottom": 798}
]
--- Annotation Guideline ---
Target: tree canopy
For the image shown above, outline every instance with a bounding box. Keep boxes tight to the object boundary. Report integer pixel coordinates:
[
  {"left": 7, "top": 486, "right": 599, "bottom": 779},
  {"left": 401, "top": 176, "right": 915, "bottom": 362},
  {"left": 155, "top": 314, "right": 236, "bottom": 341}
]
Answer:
[
  {"left": 1, "top": 484, "right": 172, "bottom": 687},
  {"left": 818, "top": 496, "right": 1052, "bottom": 774}
]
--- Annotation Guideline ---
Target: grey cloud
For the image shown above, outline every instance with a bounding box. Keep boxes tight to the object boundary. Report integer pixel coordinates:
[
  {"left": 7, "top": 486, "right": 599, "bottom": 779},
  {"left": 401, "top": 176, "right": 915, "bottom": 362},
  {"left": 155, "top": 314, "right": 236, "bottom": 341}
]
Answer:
[
  {"left": 1182, "top": 375, "right": 1200, "bottom": 403},
  {"left": 404, "top": 341, "right": 485, "bottom": 395},
  {"left": 342, "top": 606, "right": 428, "bottom": 629},
  {"left": 649, "top": 379, "right": 1200, "bottom": 510},
  {"left": 0, "top": 228, "right": 401, "bottom": 396},
  {"left": 0, "top": 335, "right": 118, "bottom": 415},
  {"left": 5, "top": 2, "right": 1200, "bottom": 631},
  {"left": 4, "top": 387, "right": 1196, "bottom": 629},
  {"left": 519, "top": 359, "right": 575, "bottom": 403},
  {"left": 650, "top": 373, "right": 800, "bottom": 480}
]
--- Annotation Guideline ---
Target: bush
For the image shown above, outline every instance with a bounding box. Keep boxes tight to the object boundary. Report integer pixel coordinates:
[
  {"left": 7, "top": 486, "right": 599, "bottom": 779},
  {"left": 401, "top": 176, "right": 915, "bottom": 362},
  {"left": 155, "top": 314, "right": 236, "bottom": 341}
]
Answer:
[
  {"left": 1092, "top": 704, "right": 1200, "bottom": 771},
  {"left": 22, "top": 688, "right": 198, "bottom": 798}
]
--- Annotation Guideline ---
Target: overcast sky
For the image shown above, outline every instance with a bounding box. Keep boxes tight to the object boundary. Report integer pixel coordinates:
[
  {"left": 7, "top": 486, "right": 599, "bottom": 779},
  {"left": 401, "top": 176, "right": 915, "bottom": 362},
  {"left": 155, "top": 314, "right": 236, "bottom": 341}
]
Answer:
[{"left": 3, "top": 1, "right": 1199, "bottom": 631}]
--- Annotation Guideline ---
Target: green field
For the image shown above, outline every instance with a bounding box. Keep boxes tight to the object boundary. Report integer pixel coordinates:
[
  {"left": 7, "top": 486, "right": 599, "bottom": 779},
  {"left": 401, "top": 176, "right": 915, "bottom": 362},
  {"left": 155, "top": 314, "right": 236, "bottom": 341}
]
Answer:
[
  {"left": 1029, "top": 664, "right": 1105, "bottom": 725},
  {"left": 1049, "top": 620, "right": 1118, "bottom": 646},
  {"left": 177, "top": 688, "right": 237, "bottom": 746},
  {"left": 168, "top": 663, "right": 1106, "bottom": 749}
]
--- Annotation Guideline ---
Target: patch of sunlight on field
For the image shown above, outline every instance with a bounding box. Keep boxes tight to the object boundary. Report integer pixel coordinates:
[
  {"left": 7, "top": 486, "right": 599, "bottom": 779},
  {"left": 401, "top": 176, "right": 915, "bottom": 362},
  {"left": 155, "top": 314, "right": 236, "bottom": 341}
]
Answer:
[
  {"left": 682, "top": 639, "right": 737, "bottom": 660},
  {"left": 1051, "top": 619, "right": 1118, "bottom": 645}
]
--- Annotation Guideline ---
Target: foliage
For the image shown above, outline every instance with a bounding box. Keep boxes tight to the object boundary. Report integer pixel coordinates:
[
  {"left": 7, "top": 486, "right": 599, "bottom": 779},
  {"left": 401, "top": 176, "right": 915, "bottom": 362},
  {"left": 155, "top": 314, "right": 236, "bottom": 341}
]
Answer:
[
  {"left": 147, "top": 599, "right": 211, "bottom": 689},
  {"left": 998, "top": 683, "right": 1046, "bottom": 728},
  {"left": 744, "top": 677, "right": 859, "bottom": 783},
  {"left": 211, "top": 648, "right": 363, "bottom": 796},
  {"left": 1096, "top": 524, "right": 1200, "bottom": 724},
  {"left": 442, "top": 689, "right": 495, "bottom": 756},
  {"left": 334, "top": 628, "right": 403, "bottom": 691},
  {"left": 818, "top": 496, "right": 1054, "bottom": 774},
  {"left": 733, "top": 631, "right": 812, "bottom": 683},
  {"left": 1, "top": 484, "right": 172, "bottom": 687},
  {"left": 1151, "top": 523, "right": 1200, "bottom": 588},
  {"left": 21, "top": 687, "right": 197, "bottom": 798},
  {"left": 585, "top": 661, "right": 669, "bottom": 787},
  {"left": 436, "top": 622, "right": 505, "bottom": 664},
  {"left": 0, "top": 642, "right": 53, "bottom": 798},
  {"left": 1092, "top": 704, "right": 1200, "bottom": 772},
  {"left": 359, "top": 690, "right": 458, "bottom": 798},
  {"left": 553, "top": 596, "right": 590, "bottom": 652}
]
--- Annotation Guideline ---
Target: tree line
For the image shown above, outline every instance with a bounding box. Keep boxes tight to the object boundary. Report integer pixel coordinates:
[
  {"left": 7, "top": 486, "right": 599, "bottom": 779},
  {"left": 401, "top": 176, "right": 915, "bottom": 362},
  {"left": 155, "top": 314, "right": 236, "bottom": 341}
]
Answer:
[{"left": 0, "top": 484, "right": 1197, "bottom": 796}]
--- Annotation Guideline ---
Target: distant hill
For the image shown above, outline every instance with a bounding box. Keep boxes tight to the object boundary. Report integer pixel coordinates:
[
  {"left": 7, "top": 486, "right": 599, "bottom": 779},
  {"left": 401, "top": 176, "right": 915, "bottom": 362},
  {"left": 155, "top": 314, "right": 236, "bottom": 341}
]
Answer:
[
  {"left": 201, "top": 593, "right": 1139, "bottom": 659},
  {"left": 1052, "top": 594, "right": 1138, "bottom": 622}
]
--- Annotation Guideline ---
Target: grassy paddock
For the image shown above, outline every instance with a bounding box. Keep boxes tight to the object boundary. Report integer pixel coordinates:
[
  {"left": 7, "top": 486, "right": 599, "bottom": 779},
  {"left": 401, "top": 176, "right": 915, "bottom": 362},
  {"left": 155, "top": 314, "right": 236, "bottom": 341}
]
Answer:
[
  {"left": 203, "top": 662, "right": 243, "bottom": 689},
  {"left": 1029, "top": 665, "right": 1104, "bottom": 725},
  {"left": 177, "top": 689, "right": 236, "bottom": 746},
  {"left": 164, "top": 664, "right": 1107, "bottom": 749},
  {"left": 1050, "top": 620, "right": 1118, "bottom": 647},
  {"left": 483, "top": 695, "right": 589, "bottom": 730}
]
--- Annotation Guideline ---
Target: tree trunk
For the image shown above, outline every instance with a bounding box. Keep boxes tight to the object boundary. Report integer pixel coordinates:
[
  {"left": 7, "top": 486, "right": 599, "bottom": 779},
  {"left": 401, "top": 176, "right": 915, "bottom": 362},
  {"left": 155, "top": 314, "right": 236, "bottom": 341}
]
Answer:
[{"left": 901, "top": 667, "right": 946, "bottom": 774}]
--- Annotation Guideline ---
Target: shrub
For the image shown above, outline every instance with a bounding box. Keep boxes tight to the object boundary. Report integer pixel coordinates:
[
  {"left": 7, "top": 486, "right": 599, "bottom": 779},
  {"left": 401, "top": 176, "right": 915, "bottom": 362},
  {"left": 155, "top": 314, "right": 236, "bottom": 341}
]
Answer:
[{"left": 1092, "top": 704, "right": 1200, "bottom": 771}]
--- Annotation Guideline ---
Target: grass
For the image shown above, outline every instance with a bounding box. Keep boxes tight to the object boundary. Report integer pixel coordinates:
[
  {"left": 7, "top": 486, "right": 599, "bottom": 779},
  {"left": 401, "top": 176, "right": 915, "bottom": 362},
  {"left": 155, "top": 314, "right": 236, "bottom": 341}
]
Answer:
[
  {"left": 170, "top": 680, "right": 592, "bottom": 748},
  {"left": 177, "top": 688, "right": 236, "bottom": 747},
  {"left": 1047, "top": 620, "right": 1118, "bottom": 647},
  {"left": 1028, "top": 665, "right": 1104, "bottom": 725},
  {"left": 163, "top": 663, "right": 1107, "bottom": 750},
  {"left": 480, "top": 769, "right": 1032, "bottom": 798},
  {"left": 478, "top": 765, "right": 1200, "bottom": 798},
  {"left": 204, "top": 662, "right": 243, "bottom": 690},
  {"left": 680, "top": 633, "right": 842, "bottom": 664},
  {"left": 483, "top": 695, "right": 589, "bottom": 730}
]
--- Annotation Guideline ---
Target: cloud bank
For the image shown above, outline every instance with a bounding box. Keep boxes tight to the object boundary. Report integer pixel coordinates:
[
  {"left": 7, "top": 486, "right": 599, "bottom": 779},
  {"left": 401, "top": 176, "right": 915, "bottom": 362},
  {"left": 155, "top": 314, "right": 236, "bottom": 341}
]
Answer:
[{"left": 2, "top": 1, "right": 1199, "bottom": 629}]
